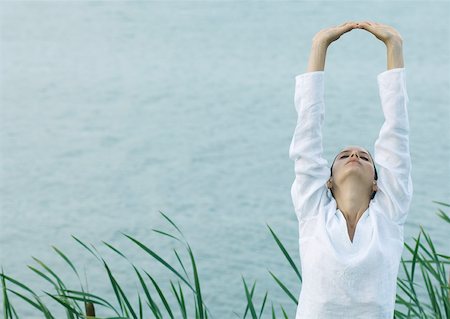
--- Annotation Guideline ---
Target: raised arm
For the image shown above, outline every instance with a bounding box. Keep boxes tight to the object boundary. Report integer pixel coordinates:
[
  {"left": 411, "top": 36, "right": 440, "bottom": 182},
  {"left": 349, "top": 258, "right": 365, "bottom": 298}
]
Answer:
[
  {"left": 358, "top": 21, "right": 404, "bottom": 70},
  {"left": 359, "top": 22, "right": 413, "bottom": 224},
  {"left": 306, "top": 21, "right": 359, "bottom": 72},
  {"left": 289, "top": 22, "right": 360, "bottom": 221}
]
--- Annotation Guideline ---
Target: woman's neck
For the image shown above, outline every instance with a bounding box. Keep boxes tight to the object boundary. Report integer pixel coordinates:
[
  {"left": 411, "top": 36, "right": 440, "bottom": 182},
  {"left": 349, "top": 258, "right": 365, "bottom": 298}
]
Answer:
[{"left": 334, "top": 184, "right": 371, "bottom": 226}]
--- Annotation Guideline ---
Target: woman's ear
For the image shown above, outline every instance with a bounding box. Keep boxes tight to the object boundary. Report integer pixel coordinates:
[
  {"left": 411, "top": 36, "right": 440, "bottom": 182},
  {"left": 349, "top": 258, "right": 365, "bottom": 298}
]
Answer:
[
  {"left": 372, "top": 180, "right": 378, "bottom": 192},
  {"left": 327, "top": 178, "right": 333, "bottom": 189}
]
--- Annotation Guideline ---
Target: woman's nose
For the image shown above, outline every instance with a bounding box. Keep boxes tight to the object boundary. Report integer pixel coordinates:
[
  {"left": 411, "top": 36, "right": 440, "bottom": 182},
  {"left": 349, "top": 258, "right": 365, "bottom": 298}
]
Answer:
[{"left": 350, "top": 152, "right": 359, "bottom": 158}]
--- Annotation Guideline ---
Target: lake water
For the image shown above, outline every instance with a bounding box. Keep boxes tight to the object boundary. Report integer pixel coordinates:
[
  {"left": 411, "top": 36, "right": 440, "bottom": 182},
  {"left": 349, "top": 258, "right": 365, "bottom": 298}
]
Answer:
[{"left": 1, "top": 2, "right": 449, "bottom": 318}]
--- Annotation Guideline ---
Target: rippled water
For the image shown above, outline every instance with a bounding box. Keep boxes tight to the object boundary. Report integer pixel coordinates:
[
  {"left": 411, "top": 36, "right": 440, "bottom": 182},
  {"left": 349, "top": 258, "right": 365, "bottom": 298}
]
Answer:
[{"left": 1, "top": 2, "right": 449, "bottom": 318}]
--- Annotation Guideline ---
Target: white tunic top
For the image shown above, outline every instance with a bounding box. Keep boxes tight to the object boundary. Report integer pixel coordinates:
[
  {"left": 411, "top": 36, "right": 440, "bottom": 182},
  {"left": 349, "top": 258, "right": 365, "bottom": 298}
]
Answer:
[{"left": 289, "top": 68, "right": 413, "bottom": 319}]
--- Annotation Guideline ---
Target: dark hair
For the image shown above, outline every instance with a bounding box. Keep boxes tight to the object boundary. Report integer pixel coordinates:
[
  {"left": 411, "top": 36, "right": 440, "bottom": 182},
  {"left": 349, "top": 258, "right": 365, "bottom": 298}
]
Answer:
[{"left": 329, "top": 150, "right": 378, "bottom": 200}]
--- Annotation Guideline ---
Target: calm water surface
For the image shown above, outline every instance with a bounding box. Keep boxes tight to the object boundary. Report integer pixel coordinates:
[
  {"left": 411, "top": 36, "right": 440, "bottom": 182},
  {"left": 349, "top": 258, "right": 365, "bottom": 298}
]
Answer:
[{"left": 1, "top": 2, "right": 449, "bottom": 318}]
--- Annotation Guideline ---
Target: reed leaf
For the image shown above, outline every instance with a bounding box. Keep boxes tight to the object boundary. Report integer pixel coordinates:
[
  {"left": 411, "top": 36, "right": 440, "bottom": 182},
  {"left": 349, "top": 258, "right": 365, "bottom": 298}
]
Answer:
[
  {"left": 132, "top": 266, "right": 163, "bottom": 319},
  {"left": 280, "top": 305, "right": 289, "bottom": 319},
  {"left": 138, "top": 294, "right": 143, "bottom": 319},
  {"left": 1, "top": 274, "right": 17, "bottom": 319},
  {"left": 143, "top": 270, "right": 174, "bottom": 319},
  {"left": 267, "top": 225, "right": 302, "bottom": 283},
  {"left": 1, "top": 273, "right": 55, "bottom": 318},
  {"left": 102, "top": 241, "right": 128, "bottom": 260},
  {"left": 258, "top": 290, "right": 268, "bottom": 318},
  {"left": 71, "top": 235, "right": 101, "bottom": 261},
  {"left": 242, "top": 277, "right": 257, "bottom": 319},
  {"left": 152, "top": 229, "right": 182, "bottom": 243},
  {"left": 59, "top": 289, "right": 119, "bottom": 315},
  {"left": 7, "top": 288, "right": 43, "bottom": 313},
  {"left": 158, "top": 210, "right": 186, "bottom": 241},
  {"left": 44, "top": 292, "right": 82, "bottom": 317},
  {"left": 123, "top": 234, "right": 194, "bottom": 292},
  {"left": 187, "top": 244, "right": 205, "bottom": 319},
  {"left": 102, "top": 259, "right": 137, "bottom": 319},
  {"left": 268, "top": 271, "right": 297, "bottom": 305},
  {"left": 170, "top": 280, "right": 187, "bottom": 319},
  {"left": 432, "top": 201, "right": 450, "bottom": 208},
  {"left": 51, "top": 246, "right": 79, "bottom": 278},
  {"left": 173, "top": 249, "right": 191, "bottom": 284}
]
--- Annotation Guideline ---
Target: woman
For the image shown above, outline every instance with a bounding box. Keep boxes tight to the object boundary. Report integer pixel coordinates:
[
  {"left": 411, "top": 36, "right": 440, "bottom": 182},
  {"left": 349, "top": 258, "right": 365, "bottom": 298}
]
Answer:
[{"left": 288, "top": 21, "right": 413, "bottom": 318}]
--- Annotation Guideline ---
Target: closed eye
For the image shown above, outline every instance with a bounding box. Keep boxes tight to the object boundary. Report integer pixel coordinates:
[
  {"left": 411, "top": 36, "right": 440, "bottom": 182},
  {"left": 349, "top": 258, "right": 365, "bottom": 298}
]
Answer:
[{"left": 340, "top": 155, "right": 370, "bottom": 161}]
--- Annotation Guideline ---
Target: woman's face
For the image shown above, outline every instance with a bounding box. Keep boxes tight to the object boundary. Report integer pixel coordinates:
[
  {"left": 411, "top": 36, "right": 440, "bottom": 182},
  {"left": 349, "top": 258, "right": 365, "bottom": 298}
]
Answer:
[{"left": 330, "top": 146, "right": 376, "bottom": 188}]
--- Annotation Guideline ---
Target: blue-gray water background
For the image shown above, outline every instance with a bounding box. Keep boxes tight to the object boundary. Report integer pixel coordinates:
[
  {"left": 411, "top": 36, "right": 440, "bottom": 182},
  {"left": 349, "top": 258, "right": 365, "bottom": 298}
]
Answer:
[{"left": 1, "top": 2, "right": 449, "bottom": 318}]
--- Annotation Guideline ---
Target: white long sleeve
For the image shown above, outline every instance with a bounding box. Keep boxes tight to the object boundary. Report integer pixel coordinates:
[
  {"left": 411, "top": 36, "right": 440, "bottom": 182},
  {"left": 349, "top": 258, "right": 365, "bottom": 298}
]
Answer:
[
  {"left": 288, "top": 71, "right": 331, "bottom": 222},
  {"left": 373, "top": 68, "right": 413, "bottom": 225},
  {"left": 289, "top": 68, "right": 413, "bottom": 319}
]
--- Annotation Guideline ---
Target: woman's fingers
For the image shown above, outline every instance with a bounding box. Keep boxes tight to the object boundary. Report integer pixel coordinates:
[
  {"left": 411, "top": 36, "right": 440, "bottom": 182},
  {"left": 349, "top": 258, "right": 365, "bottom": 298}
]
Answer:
[
  {"left": 313, "top": 21, "right": 361, "bottom": 46},
  {"left": 356, "top": 21, "right": 403, "bottom": 44},
  {"left": 359, "top": 21, "right": 371, "bottom": 27}
]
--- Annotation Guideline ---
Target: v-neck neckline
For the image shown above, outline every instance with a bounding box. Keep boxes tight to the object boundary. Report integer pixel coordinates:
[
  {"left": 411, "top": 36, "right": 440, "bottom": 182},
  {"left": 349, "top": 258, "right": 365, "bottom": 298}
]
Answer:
[{"left": 336, "top": 208, "right": 369, "bottom": 245}]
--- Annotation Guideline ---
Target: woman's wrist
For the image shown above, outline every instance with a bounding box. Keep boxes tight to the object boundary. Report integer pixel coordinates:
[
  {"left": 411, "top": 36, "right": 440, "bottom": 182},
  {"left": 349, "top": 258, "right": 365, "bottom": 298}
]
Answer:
[
  {"left": 312, "top": 38, "right": 330, "bottom": 49},
  {"left": 306, "top": 40, "right": 329, "bottom": 72},
  {"left": 386, "top": 39, "right": 404, "bottom": 69},
  {"left": 385, "top": 36, "right": 403, "bottom": 49}
]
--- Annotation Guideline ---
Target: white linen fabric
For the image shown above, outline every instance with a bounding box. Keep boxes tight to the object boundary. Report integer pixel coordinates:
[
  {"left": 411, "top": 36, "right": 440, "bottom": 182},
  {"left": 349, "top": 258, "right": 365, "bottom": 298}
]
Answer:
[{"left": 288, "top": 68, "right": 413, "bottom": 319}]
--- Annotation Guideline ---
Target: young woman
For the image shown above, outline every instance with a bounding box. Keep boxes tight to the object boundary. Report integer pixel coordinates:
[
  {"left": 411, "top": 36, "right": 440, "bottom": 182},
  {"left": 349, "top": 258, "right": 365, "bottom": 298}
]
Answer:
[{"left": 288, "top": 21, "right": 413, "bottom": 318}]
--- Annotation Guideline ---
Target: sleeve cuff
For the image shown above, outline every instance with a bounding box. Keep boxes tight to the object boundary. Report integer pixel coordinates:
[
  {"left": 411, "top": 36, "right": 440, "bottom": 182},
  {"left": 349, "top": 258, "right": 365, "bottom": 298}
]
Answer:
[
  {"left": 377, "top": 67, "right": 409, "bottom": 103},
  {"left": 377, "top": 67, "right": 405, "bottom": 77},
  {"left": 377, "top": 68, "right": 406, "bottom": 88},
  {"left": 294, "top": 71, "right": 325, "bottom": 111}
]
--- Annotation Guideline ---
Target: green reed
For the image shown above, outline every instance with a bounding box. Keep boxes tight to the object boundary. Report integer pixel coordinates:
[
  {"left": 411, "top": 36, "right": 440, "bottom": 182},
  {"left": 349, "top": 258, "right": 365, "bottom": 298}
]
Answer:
[{"left": 1, "top": 203, "right": 449, "bottom": 318}]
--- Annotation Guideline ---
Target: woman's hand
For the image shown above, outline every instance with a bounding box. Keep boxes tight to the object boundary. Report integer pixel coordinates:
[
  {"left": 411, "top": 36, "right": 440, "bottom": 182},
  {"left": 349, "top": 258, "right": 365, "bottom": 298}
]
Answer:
[
  {"left": 357, "top": 21, "right": 403, "bottom": 46},
  {"left": 307, "top": 21, "right": 359, "bottom": 71},
  {"left": 312, "top": 21, "right": 360, "bottom": 47},
  {"left": 357, "top": 21, "right": 404, "bottom": 69}
]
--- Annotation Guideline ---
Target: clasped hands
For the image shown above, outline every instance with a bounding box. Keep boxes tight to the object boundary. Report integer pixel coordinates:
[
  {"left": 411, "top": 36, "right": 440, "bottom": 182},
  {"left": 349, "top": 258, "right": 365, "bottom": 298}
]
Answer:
[{"left": 313, "top": 21, "right": 403, "bottom": 48}]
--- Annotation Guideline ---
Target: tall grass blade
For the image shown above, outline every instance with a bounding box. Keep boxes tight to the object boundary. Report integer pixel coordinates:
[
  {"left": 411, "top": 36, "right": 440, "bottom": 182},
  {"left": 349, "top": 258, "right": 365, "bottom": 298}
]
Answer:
[
  {"left": 280, "top": 305, "right": 289, "bottom": 319},
  {"left": 60, "top": 289, "right": 120, "bottom": 315},
  {"left": 132, "top": 266, "right": 162, "bottom": 319},
  {"left": 123, "top": 234, "right": 194, "bottom": 291},
  {"left": 137, "top": 294, "right": 143, "bottom": 319},
  {"left": 30, "top": 257, "right": 81, "bottom": 317},
  {"left": 173, "top": 249, "right": 191, "bottom": 283},
  {"left": 268, "top": 271, "right": 297, "bottom": 305},
  {"left": 170, "top": 280, "right": 187, "bottom": 319},
  {"left": 71, "top": 235, "right": 101, "bottom": 261},
  {"left": 51, "top": 246, "right": 79, "bottom": 278},
  {"left": 44, "top": 292, "right": 82, "bottom": 317},
  {"left": 432, "top": 201, "right": 450, "bottom": 208},
  {"left": 31, "top": 257, "right": 65, "bottom": 287},
  {"left": 143, "top": 270, "right": 174, "bottom": 319},
  {"left": 436, "top": 209, "right": 450, "bottom": 224},
  {"left": 7, "top": 288, "right": 42, "bottom": 313},
  {"left": 242, "top": 277, "right": 257, "bottom": 319},
  {"left": 102, "top": 241, "right": 128, "bottom": 260},
  {"left": 258, "top": 290, "right": 268, "bottom": 318},
  {"left": 187, "top": 245, "right": 204, "bottom": 319},
  {"left": 1, "top": 273, "right": 55, "bottom": 318},
  {"left": 103, "top": 259, "right": 138, "bottom": 319},
  {"left": 27, "top": 266, "right": 57, "bottom": 289},
  {"left": 0, "top": 273, "right": 35, "bottom": 295},
  {"left": 178, "top": 281, "right": 188, "bottom": 319},
  {"left": 152, "top": 229, "right": 181, "bottom": 243},
  {"left": 2, "top": 272, "right": 16, "bottom": 319},
  {"left": 158, "top": 210, "right": 186, "bottom": 240},
  {"left": 267, "top": 225, "right": 301, "bottom": 282},
  {"left": 242, "top": 279, "right": 257, "bottom": 319}
]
